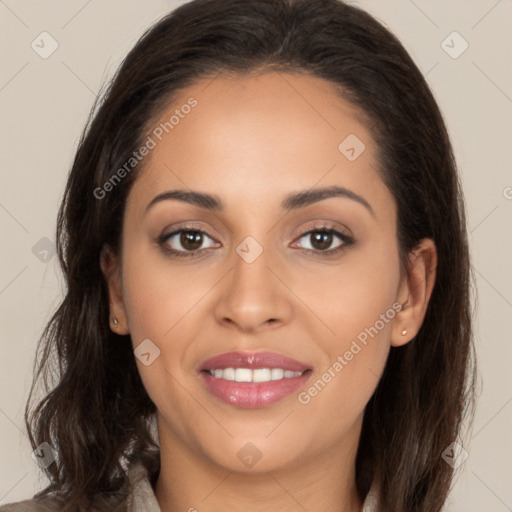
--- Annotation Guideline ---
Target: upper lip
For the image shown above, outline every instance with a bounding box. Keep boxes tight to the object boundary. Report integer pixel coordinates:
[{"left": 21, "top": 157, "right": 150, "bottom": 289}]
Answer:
[{"left": 199, "top": 351, "right": 312, "bottom": 373}]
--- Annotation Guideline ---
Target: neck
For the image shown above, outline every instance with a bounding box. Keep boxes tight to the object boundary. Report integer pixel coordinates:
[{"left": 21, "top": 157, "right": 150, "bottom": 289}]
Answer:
[{"left": 154, "top": 416, "right": 364, "bottom": 512}]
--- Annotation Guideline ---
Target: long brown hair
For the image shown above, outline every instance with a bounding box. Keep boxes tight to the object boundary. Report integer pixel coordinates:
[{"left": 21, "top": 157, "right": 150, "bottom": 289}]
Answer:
[{"left": 20, "top": 0, "right": 477, "bottom": 510}]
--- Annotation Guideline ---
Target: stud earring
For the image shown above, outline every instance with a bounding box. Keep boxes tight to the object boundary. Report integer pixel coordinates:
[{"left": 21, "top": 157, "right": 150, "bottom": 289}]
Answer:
[
  {"left": 401, "top": 328, "right": 407, "bottom": 336},
  {"left": 113, "top": 317, "right": 119, "bottom": 327}
]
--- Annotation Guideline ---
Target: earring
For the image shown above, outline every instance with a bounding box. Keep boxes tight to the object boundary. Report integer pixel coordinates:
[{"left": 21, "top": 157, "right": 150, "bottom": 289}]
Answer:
[
  {"left": 401, "top": 328, "right": 407, "bottom": 336},
  {"left": 113, "top": 316, "right": 119, "bottom": 327}
]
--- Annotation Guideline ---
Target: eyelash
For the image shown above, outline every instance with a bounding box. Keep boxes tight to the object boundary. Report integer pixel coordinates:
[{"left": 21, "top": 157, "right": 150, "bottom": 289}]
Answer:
[{"left": 157, "top": 223, "right": 354, "bottom": 259}]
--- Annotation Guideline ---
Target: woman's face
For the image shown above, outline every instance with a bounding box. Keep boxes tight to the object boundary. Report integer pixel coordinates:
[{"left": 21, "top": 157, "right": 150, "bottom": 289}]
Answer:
[{"left": 105, "top": 71, "right": 415, "bottom": 473}]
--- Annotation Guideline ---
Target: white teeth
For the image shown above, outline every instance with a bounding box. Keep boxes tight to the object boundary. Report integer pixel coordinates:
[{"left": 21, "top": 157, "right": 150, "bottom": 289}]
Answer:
[
  {"left": 253, "top": 368, "right": 271, "bottom": 382},
  {"left": 234, "top": 368, "right": 252, "bottom": 382},
  {"left": 222, "top": 368, "right": 235, "bottom": 381},
  {"left": 271, "top": 368, "right": 284, "bottom": 380},
  {"left": 208, "top": 368, "right": 303, "bottom": 382}
]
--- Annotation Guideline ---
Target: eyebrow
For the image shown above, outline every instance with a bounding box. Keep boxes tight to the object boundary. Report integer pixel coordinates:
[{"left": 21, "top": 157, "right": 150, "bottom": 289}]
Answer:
[{"left": 145, "top": 185, "right": 374, "bottom": 216}]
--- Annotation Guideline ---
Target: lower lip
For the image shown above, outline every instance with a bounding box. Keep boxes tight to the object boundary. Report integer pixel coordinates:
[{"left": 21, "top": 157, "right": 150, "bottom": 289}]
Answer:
[{"left": 199, "top": 371, "right": 312, "bottom": 409}]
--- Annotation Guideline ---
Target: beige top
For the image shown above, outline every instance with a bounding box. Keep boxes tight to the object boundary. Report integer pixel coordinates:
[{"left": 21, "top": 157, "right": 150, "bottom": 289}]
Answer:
[{"left": 0, "top": 461, "right": 378, "bottom": 511}]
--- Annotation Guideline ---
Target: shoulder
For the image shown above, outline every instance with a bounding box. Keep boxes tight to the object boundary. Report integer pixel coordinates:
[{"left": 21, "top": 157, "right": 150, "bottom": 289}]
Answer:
[
  {"left": 0, "top": 497, "right": 62, "bottom": 512},
  {"left": 0, "top": 459, "right": 158, "bottom": 512}
]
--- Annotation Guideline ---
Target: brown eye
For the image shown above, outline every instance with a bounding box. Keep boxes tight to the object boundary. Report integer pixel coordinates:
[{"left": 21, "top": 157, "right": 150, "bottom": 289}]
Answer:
[
  {"left": 159, "top": 228, "right": 218, "bottom": 256},
  {"left": 180, "top": 230, "right": 203, "bottom": 251},
  {"left": 309, "top": 231, "right": 334, "bottom": 251},
  {"left": 297, "top": 229, "right": 346, "bottom": 253}
]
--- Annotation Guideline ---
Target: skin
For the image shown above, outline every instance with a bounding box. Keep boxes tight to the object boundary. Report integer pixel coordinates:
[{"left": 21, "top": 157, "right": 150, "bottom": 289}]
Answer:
[{"left": 101, "top": 70, "right": 437, "bottom": 512}]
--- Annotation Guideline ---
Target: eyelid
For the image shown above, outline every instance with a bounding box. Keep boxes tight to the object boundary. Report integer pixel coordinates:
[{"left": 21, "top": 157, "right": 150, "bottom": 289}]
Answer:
[
  {"left": 290, "top": 219, "right": 352, "bottom": 241},
  {"left": 294, "top": 220, "right": 352, "bottom": 237}
]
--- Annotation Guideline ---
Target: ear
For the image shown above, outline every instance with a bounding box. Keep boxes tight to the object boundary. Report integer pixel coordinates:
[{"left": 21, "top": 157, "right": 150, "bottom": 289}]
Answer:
[
  {"left": 391, "top": 238, "right": 437, "bottom": 347},
  {"left": 100, "top": 244, "right": 130, "bottom": 335}
]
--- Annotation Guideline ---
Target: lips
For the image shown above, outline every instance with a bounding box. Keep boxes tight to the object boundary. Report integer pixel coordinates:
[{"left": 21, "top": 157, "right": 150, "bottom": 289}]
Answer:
[
  {"left": 198, "top": 351, "right": 313, "bottom": 409},
  {"left": 199, "top": 351, "right": 312, "bottom": 373}
]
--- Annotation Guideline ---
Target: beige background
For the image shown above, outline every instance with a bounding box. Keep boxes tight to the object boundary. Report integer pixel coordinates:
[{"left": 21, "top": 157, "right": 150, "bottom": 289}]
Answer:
[{"left": 1, "top": 0, "right": 511, "bottom": 510}]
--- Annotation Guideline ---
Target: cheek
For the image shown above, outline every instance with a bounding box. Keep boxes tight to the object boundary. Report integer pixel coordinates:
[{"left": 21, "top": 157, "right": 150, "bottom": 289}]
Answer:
[
  {"left": 290, "top": 238, "right": 400, "bottom": 339},
  {"left": 292, "top": 241, "right": 400, "bottom": 410},
  {"left": 121, "top": 245, "right": 213, "bottom": 342},
  {"left": 119, "top": 247, "right": 205, "bottom": 411}
]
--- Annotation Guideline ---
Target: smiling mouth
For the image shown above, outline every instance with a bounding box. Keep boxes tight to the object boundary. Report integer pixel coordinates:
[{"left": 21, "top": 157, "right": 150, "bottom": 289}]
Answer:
[
  {"left": 198, "top": 350, "right": 313, "bottom": 408},
  {"left": 202, "top": 368, "right": 311, "bottom": 383},
  {"left": 199, "top": 368, "right": 313, "bottom": 409}
]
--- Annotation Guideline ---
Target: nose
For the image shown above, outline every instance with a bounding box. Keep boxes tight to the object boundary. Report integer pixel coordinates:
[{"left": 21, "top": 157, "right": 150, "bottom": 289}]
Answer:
[{"left": 213, "top": 242, "right": 294, "bottom": 334}]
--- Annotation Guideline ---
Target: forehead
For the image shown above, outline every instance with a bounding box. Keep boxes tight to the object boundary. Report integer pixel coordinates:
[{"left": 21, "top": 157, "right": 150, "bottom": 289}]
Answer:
[{"left": 127, "top": 70, "right": 389, "bottom": 215}]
